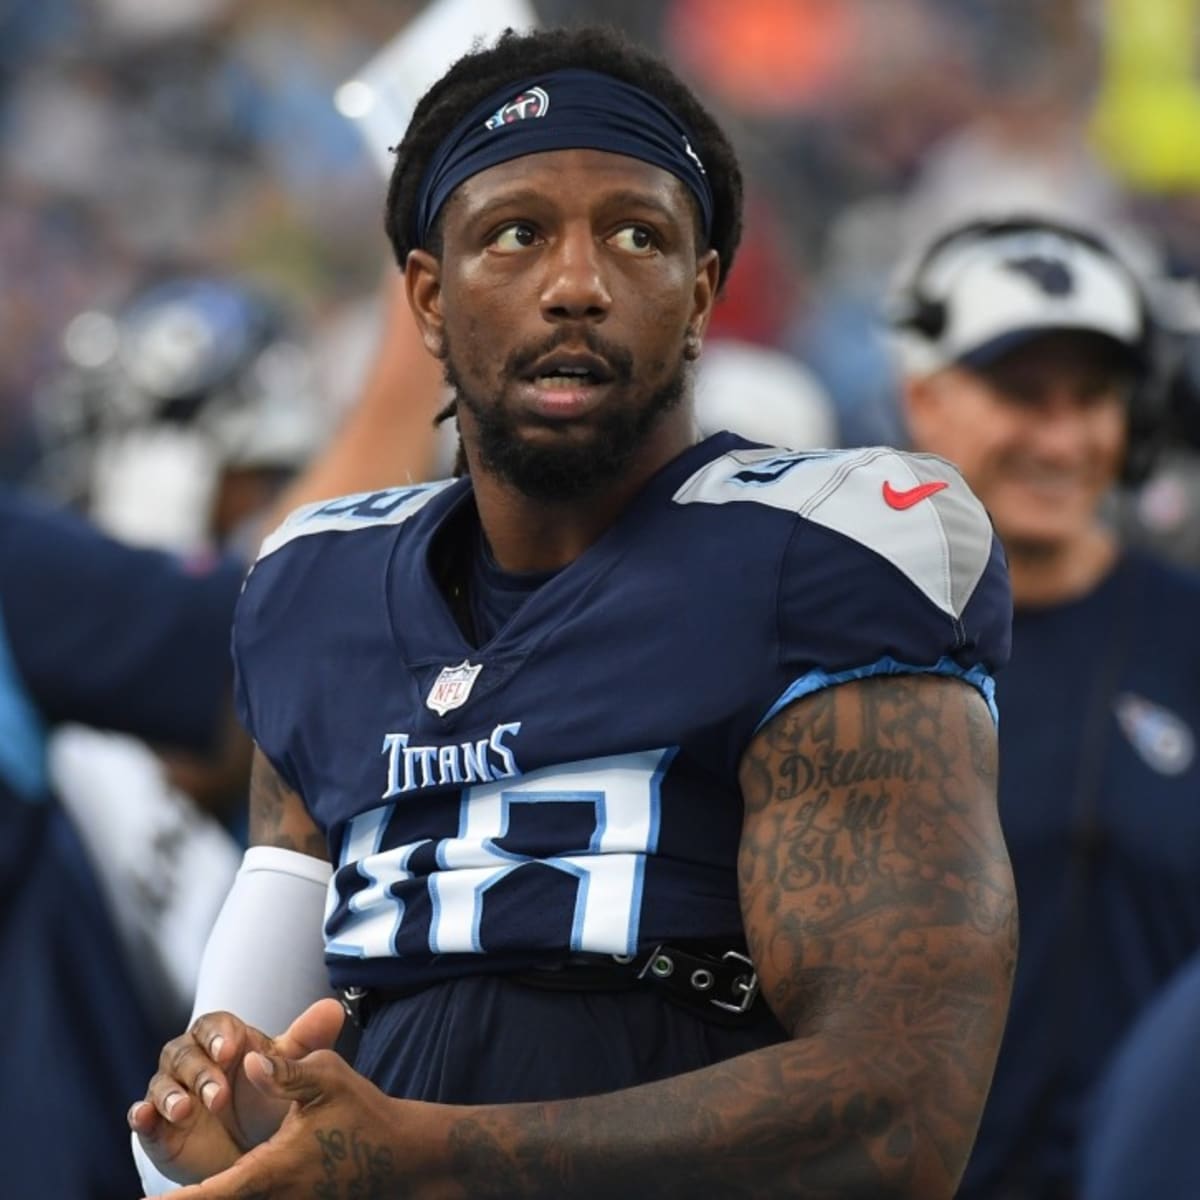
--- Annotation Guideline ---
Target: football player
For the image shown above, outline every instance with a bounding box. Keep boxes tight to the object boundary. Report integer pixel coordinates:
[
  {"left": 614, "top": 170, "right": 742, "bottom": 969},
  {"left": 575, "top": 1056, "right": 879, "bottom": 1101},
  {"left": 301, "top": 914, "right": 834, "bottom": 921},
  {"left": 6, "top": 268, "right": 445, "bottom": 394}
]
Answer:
[
  {"left": 890, "top": 214, "right": 1200, "bottom": 1200},
  {"left": 131, "top": 25, "right": 1015, "bottom": 1199}
]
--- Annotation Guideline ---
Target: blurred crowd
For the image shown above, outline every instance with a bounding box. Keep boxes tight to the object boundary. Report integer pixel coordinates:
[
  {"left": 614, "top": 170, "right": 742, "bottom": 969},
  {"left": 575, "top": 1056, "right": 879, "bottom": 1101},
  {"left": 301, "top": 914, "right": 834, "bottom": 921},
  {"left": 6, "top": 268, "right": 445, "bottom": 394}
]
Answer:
[
  {"left": 5, "top": 0, "right": 1200, "bottom": 502},
  {"left": 0, "top": 0, "right": 420, "bottom": 480}
]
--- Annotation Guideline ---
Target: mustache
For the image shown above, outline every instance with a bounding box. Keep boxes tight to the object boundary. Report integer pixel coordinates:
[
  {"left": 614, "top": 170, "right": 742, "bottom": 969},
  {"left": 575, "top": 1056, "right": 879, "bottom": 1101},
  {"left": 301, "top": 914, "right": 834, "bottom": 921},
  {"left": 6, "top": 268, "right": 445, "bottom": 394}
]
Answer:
[{"left": 504, "top": 329, "right": 634, "bottom": 385}]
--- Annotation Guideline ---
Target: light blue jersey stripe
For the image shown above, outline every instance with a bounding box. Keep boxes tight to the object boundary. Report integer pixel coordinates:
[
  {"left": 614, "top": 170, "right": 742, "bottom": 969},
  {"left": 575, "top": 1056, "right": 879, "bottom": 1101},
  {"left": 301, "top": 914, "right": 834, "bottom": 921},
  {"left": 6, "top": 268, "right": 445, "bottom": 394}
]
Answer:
[
  {"left": 757, "top": 654, "right": 998, "bottom": 733},
  {"left": 0, "top": 603, "right": 47, "bottom": 800}
]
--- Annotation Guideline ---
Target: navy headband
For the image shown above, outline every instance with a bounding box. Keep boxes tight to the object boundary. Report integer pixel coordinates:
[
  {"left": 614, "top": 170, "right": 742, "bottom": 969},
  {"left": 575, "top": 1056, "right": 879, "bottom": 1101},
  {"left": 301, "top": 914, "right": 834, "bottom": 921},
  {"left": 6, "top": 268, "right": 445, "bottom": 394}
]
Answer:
[{"left": 410, "top": 67, "right": 714, "bottom": 250}]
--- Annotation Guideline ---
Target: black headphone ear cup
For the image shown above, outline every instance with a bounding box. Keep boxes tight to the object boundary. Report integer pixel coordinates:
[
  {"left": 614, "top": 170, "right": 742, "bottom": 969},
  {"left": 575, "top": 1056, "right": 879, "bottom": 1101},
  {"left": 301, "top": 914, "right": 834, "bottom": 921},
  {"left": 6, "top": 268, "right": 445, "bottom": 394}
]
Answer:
[
  {"left": 1122, "top": 290, "right": 1171, "bottom": 486},
  {"left": 909, "top": 296, "right": 947, "bottom": 341},
  {"left": 887, "top": 288, "right": 947, "bottom": 342},
  {"left": 891, "top": 218, "right": 1004, "bottom": 345},
  {"left": 1123, "top": 379, "right": 1161, "bottom": 486},
  {"left": 1167, "top": 335, "right": 1200, "bottom": 451}
]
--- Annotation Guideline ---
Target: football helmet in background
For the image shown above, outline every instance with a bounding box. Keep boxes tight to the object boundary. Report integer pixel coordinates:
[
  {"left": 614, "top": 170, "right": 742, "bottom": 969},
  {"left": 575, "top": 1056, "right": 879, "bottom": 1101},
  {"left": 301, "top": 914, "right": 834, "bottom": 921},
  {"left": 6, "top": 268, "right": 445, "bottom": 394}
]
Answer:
[{"left": 31, "top": 275, "right": 327, "bottom": 551}]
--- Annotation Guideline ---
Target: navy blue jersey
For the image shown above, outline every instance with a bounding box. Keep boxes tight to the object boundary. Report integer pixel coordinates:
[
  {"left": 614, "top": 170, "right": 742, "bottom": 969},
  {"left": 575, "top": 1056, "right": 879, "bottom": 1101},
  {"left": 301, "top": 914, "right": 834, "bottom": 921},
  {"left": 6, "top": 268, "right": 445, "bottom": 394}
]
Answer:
[
  {"left": 0, "top": 487, "right": 244, "bottom": 1199},
  {"left": 959, "top": 549, "right": 1200, "bottom": 1199},
  {"left": 236, "top": 435, "right": 1010, "bottom": 1015}
]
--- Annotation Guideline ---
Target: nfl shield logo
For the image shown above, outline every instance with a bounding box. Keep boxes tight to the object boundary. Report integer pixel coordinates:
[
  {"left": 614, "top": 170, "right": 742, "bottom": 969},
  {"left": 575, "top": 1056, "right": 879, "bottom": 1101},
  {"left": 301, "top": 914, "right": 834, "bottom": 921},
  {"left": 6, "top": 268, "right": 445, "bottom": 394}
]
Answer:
[{"left": 426, "top": 660, "right": 483, "bottom": 716}]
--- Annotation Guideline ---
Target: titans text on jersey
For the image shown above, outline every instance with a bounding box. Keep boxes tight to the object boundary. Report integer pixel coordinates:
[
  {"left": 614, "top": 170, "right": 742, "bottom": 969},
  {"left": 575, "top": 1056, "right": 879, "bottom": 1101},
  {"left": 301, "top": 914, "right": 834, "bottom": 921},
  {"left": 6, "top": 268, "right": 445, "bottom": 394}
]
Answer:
[
  {"left": 381, "top": 722, "right": 523, "bottom": 796},
  {"left": 233, "top": 435, "right": 1011, "bottom": 993}
]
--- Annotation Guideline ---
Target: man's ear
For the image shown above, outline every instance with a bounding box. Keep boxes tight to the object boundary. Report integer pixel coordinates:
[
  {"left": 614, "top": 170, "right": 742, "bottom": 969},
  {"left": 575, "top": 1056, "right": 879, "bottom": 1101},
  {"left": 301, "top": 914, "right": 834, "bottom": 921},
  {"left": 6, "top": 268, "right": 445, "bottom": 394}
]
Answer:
[
  {"left": 686, "top": 248, "right": 721, "bottom": 359},
  {"left": 405, "top": 249, "right": 446, "bottom": 360},
  {"left": 901, "top": 372, "right": 939, "bottom": 447}
]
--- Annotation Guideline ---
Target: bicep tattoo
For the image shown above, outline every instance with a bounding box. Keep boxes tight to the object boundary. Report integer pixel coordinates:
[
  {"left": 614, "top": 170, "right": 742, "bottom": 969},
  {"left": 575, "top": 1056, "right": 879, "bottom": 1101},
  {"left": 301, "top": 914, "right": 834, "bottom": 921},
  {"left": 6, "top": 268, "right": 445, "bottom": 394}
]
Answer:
[
  {"left": 248, "top": 748, "right": 328, "bottom": 859},
  {"left": 739, "top": 673, "right": 1016, "bottom": 1176}
]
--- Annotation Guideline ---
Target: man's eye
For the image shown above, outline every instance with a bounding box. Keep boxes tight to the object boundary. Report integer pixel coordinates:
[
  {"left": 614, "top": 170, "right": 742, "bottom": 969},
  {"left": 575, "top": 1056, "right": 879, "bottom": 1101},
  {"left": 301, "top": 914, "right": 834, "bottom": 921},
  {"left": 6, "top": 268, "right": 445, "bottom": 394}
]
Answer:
[
  {"left": 609, "top": 225, "right": 656, "bottom": 254},
  {"left": 1079, "top": 380, "right": 1127, "bottom": 406},
  {"left": 492, "top": 224, "right": 539, "bottom": 251}
]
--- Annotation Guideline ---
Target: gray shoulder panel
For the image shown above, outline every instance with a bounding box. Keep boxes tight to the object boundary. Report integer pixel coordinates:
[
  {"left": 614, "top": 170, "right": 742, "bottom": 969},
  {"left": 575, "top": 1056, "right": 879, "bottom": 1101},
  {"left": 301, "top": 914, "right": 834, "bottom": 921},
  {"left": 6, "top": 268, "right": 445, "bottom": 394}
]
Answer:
[
  {"left": 672, "top": 446, "right": 995, "bottom": 618},
  {"left": 256, "top": 480, "right": 455, "bottom": 563}
]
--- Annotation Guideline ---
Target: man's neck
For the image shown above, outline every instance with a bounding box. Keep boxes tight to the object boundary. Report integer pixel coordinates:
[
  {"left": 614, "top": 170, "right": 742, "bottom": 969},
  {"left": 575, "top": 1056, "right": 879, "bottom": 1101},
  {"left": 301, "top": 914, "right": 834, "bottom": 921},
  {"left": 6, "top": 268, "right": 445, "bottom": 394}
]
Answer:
[
  {"left": 1006, "top": 523, "right": 1120, "bottom": 609},
  {"left": 467, "top": 426, "right": 697, "bottom": 574}
]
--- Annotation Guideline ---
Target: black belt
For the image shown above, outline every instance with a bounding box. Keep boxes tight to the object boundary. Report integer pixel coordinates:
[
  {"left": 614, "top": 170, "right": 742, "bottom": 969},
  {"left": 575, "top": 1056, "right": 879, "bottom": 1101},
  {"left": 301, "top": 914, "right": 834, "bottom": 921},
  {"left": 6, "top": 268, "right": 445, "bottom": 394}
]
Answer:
[{"left": 339, "top": 943, "right": 762, "bottom": 1030}]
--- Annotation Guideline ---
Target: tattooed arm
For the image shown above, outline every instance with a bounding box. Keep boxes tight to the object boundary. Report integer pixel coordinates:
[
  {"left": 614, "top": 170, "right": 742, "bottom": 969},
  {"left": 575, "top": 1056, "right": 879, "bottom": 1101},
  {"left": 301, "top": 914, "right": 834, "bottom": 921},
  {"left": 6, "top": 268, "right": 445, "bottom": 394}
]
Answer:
[
  {"left": 431, "top": 672, "right": 1015, "bottom": 1198},
  {"left": 152, "top": 673, "right": 1015, "bottom": 1200},
  {"left": 728, "top": 671, "right": 1016, "bottom": 1195},
  {"left": 244, "top": 746, "right": 327, "bottom": 857}
]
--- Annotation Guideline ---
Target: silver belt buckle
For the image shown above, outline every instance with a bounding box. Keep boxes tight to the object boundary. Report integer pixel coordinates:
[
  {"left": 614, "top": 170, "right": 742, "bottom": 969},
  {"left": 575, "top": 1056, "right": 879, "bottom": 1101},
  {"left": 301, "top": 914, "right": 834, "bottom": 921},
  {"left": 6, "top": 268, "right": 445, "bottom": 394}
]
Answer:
[{"left": 711, "top": 950, "right": 759, "bottom": 1014}]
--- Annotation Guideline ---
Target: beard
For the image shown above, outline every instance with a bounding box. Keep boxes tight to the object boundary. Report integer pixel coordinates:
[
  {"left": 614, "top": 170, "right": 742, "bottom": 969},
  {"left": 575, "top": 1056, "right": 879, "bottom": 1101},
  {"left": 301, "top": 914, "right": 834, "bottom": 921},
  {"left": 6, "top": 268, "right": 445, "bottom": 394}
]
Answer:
[{"left": 443, "top": 328, "right": 688, "bottom": 503}]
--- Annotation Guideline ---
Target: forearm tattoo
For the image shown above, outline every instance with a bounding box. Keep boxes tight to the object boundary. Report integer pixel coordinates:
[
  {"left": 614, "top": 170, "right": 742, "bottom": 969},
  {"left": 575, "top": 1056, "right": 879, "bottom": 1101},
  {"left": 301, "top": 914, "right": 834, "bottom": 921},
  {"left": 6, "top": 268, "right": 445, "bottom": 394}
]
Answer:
[
  {"left": 311, "top": 1127, "right": 400, "bottom": 1200},
  {"left": 439, "top": 675, "right": 1016, "bottom": 1199}
]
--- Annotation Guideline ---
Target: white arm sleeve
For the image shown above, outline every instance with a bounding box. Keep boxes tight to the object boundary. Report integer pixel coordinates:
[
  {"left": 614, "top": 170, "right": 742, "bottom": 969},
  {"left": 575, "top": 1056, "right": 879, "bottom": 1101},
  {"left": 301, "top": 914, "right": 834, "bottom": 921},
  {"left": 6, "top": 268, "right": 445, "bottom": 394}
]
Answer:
[{"left": 132, "top": 845, "right": 334, "bottom": 1195}]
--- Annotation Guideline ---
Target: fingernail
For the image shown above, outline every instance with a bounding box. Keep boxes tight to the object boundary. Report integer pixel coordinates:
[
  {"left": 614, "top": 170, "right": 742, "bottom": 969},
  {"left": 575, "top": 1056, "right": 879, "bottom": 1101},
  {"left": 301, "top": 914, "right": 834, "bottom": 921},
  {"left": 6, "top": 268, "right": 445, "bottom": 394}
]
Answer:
[
  {"left": 201, "top": 1081, "right": 220, "bottom": 1109},
  {"left": 127, "top": 1103, "right": 142, "bottom": 1125},
  {"left": 256, "top": 1052, "right": 275, "bottom": 1077},
  {"left": 210, "top": 1035, "right": 225, "bottom": 1060},
  {"left": 165, "top": 1092, "right": 185, "bottom": 1120}
]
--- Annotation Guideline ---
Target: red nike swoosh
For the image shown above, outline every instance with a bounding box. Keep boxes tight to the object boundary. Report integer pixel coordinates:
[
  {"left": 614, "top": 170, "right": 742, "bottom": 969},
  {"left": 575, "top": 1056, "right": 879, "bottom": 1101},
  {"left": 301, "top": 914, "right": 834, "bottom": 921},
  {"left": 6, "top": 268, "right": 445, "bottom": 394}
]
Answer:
[{"left": 882, "top": 480, "right": 949, "bottom": 510}]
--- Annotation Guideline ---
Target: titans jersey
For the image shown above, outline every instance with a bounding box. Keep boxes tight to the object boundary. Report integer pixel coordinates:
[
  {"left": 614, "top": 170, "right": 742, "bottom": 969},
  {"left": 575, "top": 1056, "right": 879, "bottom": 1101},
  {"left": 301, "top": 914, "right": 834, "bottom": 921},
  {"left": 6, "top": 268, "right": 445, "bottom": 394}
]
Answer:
[{"left": 234, "top": 434, "right": 1010, "bottom": 995}]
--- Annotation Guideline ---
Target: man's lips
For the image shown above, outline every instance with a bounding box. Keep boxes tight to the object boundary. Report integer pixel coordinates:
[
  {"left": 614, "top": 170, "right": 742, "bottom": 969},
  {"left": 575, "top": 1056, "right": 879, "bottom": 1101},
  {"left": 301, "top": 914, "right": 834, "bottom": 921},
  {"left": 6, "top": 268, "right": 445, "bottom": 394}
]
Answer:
[
  {"left": 520, "top": 349, "right": 616, "bottom": 385},
  {"left": 511, "top": 348, "right": 619, "bottom": 421},
  {"left": 514, "top": 375, "right": 612, "bottom": 420}
]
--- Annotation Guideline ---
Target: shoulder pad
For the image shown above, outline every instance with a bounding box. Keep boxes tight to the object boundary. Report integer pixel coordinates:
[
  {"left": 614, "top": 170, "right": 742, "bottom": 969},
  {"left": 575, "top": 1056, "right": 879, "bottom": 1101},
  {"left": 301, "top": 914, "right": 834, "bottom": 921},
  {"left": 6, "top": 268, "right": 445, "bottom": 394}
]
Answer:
[
  {"left": 673, "top": 446, "right": 995, "bottom": 619},
  {"left": 256, "top": 480, "right": 455, "bottom": 562}
]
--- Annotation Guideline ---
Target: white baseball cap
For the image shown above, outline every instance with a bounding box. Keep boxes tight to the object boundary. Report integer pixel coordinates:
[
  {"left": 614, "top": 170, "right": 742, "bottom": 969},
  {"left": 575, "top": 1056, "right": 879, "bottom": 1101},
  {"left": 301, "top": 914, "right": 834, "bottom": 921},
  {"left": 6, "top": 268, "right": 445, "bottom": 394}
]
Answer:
[{"left": 889, "top": 220, "right": 1147, "bottom": 377}]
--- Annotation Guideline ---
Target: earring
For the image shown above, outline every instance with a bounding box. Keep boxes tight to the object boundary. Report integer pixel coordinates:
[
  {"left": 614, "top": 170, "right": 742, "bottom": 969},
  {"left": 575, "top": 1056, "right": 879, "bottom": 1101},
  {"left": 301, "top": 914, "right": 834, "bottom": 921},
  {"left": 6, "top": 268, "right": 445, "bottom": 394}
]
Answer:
[{"left": 684, "top": 332, "right": 702, "bottom": 360}]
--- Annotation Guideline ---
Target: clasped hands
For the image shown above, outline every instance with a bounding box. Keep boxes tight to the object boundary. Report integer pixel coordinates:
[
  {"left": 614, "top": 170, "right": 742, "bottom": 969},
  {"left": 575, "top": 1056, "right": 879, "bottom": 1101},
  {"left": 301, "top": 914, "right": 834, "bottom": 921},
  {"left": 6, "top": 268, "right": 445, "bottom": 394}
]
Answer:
[{"left": 128, "top": 999, "right": 423, "bottom": 1198}]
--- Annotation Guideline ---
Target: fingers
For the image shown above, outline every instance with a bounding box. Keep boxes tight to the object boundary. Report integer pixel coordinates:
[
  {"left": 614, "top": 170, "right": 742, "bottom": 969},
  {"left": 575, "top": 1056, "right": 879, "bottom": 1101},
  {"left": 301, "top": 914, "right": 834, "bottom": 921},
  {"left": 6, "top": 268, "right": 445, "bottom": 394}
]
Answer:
[
  {"left": 189, "top": 1010, "right": 261, "bottom": 1083},
  {"left": 132, "top": 1005, "right": 338, "bottom": 1191},
  {"left": 273, "top": 998, "right": 345, "bottom": 1060},
  {"left": 244, "top": 1046, "right": 344, "bottom": 1107},
  {"left": 147, "top": 1030, "right": 222, "bottom": 1120},
  {"left": 128, "top": 1093, "right": 241, "bottom": 1187},
  {"left": 129, "top": 1098, "right": 164, "bottom": 1138},
  {"left": 135, "top": 1047, "right": 396, "bottom": 1199},
  {"left": 143, "top": 1012, "right": 260, "bottom": 1125}
]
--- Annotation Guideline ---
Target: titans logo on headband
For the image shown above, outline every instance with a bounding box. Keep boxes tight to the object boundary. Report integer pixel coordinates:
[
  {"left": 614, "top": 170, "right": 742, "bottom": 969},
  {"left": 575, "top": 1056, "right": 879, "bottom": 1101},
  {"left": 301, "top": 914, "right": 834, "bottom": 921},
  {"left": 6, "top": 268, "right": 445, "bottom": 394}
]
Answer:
[{"left": 485, "top": 86, "right": 550, "bottom": 130}]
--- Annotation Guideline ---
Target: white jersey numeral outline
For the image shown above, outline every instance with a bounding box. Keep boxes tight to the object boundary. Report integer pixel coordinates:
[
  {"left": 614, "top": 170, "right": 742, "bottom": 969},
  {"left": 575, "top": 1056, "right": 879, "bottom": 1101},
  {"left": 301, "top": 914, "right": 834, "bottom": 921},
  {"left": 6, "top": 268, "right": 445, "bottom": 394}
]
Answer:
[{"left": 325, "top": 747, "right": 677, "bottom": 959}]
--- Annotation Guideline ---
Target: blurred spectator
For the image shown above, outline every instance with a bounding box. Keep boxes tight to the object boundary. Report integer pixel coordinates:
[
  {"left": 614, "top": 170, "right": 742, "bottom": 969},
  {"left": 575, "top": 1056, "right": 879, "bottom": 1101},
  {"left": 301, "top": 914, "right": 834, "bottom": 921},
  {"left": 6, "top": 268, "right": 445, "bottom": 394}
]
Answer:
[
  {"left": 887, "top": 211, "right": 1200, "bottom": 1200},
  {"left": 0, "top": 486, "right": 247, "bottom": 1199},
  {"left": 29, "top": 274, "right": 327, "bottom": 1033}
]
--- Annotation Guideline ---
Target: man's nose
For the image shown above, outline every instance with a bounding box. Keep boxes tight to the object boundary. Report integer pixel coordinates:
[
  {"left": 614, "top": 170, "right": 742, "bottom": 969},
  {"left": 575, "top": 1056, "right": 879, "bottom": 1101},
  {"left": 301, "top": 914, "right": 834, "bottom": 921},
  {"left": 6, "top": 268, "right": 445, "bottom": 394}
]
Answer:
[
  {"left": 539, "top": 225, "right": 612, "bottom": 322},
  {"left": 1029, "top": 396, "right": 1095, "bottom": 458}
]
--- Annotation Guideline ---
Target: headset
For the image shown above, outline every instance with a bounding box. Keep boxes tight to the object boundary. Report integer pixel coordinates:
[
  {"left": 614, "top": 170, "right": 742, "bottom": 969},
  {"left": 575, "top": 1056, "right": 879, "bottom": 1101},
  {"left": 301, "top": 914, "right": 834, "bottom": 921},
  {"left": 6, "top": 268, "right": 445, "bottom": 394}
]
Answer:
[{"left": 888, "top": 214, "right": 1171, "bottom": 486}]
